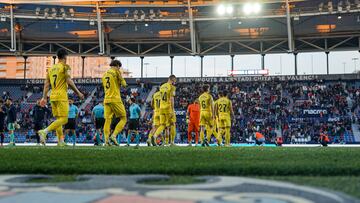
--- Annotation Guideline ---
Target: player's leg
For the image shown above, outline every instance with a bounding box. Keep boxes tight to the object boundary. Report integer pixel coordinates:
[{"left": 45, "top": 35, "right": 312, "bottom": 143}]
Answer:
[
  {"left": 71, "top": 129, "right": 76, "bottom": 146},
  {"left": 187, "top": 122, "right": 194, "bottom": 146},
  {"left": 103, "top": 103, "right": 113, "bottom": 146},
  {"left": 126, "top": 130, "right": 132, "bottom": 146},
  {"left": 39, "top": 101, "right": 68, "bottom": 145},
  {"left": 135, "top": 130, "right": 140, "bottom": 147},
  {"left": 8, "top": 123, "right": 15, "bottom": 146},
  {"left": 225, "top": 127, "right": 231, "bottom": 146},
  {"left": 111, "top": 103, "right": 127, "bottom": 146},
  {"left": 153, "top": 113, "right": 167, "bottom": 140},
  {"left": 103, "top": 119, "right": 112, "bottom": 146},
  {"left": 199, "top": 112, "right": 206, "bottom": 145},
  {"left": 0, "top": 132, "right": 4, "bottom": 147},
  {"left": 55, "top": 125, "right": 66, "bottom": 146},
  {"left": 205, "top": 120, "right": 213, "bottom": 146},
  {"left": 169, "top": 113, "right": 176, "bottom": 146}
]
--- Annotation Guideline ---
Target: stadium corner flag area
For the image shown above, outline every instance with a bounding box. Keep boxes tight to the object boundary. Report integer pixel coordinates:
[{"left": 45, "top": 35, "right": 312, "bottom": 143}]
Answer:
[{"left": 0, "top": 0, "right": 360, "bottom": 202}]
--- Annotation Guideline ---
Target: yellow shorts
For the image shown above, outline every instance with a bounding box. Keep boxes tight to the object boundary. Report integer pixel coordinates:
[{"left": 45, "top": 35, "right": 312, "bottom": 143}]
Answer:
[
  {"left": 218, "top": 116, "right": 231, "bottom": 128},
  {"left": 153, "top": 112, "right": 160, "bottom": 127},
  {"left": 104, "top": 102, "right": 126, "bottom": 119},
  {"left": 200, "top": 111, "right": 213, "bottom": 127},
  {"left": 159, "top": 109, "right": 175, "bottom": 127},
  {"left": 51, "top": 101, "right": 69, "bottom": 117}
]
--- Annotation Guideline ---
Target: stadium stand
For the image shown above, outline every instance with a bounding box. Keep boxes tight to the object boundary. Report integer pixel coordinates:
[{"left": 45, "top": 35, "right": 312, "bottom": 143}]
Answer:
[{"left": 1, "top": 75, "right": 360, "bottom": 144}]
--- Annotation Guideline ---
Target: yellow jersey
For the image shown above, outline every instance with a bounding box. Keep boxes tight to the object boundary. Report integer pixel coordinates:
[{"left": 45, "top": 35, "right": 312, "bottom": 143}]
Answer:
[
  {"left": 199, "top": 92, "right": 213, "bottom": 112},
  {"left": 102, "top": 68, "right": 127, "bottom": 104},
  {"left": 215, "top": 97, "right": 232, "bottom": 118},
  {"left": 159, "top": 83, "right": 175, "bottom": 111},
  {"left": 48, "top": 62, "right": 70, "bottom": 102},
  {"left": 152, "top": 91, "right": 162, "bottom": 114}
]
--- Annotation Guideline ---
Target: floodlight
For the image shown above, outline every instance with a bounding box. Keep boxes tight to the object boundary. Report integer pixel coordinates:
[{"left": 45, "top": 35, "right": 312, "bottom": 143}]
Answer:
[
  {"left": 253, "top": 3, "right": 261, "bottom": 14},
  {"left": 243, "top": 3, "right": 253, "bottom": 15},
  {"left": 226, "top": 5, "right": 234, "bottom": 14},
  {"left": 145, "top": 23, "right": 149, "bottom": 27},
  {"left": 217, "top": 4, "right": 226, "bottom": 15}
]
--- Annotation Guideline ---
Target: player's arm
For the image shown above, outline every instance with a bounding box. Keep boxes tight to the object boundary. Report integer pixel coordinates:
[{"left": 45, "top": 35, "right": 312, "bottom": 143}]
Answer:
[
  {"left": 214, "top": 102, "right": 218, "bottom": 118},
  {"left": 66, "top": 77, "right": 84, "bottom": 100},
  {"left": 41, "top": 74, "right": 50, "bottom": 103},
  {"left": 91, "top": 109, "right": 95, "bottom": 122},
  {"left": 186, "top": 105, "right": 190, "bottom": 123},
  {"left": 118, "top": 71, "right": 127, "bottom": 88},
  {"left": 210, "top": 97, "right": 215, "bottom": 119},
  {"left": 75, "top": 106, "right": 79, "bottom": 119},
  {"left": 230, "top": 100, "right": 234, "bottom": 119},
  {"left": 151, "top": 96, "right": 155, "bottom": 110}
]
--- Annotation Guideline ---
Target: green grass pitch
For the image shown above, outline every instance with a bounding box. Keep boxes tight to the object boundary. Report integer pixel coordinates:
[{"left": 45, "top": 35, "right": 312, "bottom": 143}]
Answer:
[{"left": 0, "top": 146, "right": 359, "bottom": 198}]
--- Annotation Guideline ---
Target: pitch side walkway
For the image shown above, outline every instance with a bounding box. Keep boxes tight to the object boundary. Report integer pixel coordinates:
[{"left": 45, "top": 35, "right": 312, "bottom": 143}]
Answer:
[
  {"left": 3, "top": 143, "right": 360, "bottom": 147},
  {"left": 0, "top": 175, "right": 357, "bottom": 203}
]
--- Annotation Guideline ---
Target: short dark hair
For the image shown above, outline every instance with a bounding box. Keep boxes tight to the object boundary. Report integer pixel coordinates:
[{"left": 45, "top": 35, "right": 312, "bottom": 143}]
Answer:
[
  {"left": 56, "top": 49, "right": 68, "bottom": 60},
  {"left": 130, "top": 97, "right": 136, "bottom": 103},
  {"left": 0, "top": 99, "right": 3, "bottom": 103},
  {"left": 169, "top": 75, "right": 176, "bottom": 80},
  {"left": 203, "top": 84, "right": 210, "bottom": 92},
  {"left": 110, "top": 60, "right": 122, "bottom": 67},
  {"left": 6, "top": 98, "right": 12, "bottom": 102},
  {"left": 222, "top": 90, "right": 228, "bottom": 97}
]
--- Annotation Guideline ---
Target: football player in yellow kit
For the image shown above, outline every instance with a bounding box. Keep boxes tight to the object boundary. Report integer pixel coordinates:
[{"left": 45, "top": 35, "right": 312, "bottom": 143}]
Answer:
[
  {"left": 147, "top": 89, "right": 161, "bottom": 146},
  {"left": 214, "top": 90, "right": 234, "bottom": 147},
  {"left": 152, "top": 75, "right": 177, "bottom": 146},
  {"left": 198, "top": 84, "right": 215, "bottom": 147},
  {"left": 38, "top": 49, "right": 84, "bottom": 146},
  {"left": 102, "top": 60, "right": 127, "bottom": 146}
]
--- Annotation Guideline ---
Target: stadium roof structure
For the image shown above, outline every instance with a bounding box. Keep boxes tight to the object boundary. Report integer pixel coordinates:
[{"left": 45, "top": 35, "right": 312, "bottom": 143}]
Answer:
[{"left": 0, "top": 0, "right": 359, "bottom": 58}]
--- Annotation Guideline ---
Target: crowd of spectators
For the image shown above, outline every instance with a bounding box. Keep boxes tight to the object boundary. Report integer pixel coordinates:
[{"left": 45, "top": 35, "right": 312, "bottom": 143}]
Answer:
[
  {"left": 174, "top": 80, "right": 360, "bottom": 144},
  {"left": 1, "top": 79, "right": 360, "bottom": 144}
]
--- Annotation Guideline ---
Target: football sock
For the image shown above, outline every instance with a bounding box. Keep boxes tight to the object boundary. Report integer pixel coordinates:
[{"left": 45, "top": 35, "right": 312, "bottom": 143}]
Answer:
[
  {"left": 135, "top": 133, "right": 140, "bottom": 145},
  {"left": 206, "top": 125, "right": 213, "bottom": 142},
  {"left": 103, "top": 119, "right": 112, "bottom": 144},
  {"left": 187, "top": 131, "right": 192, "bottom": 143},
  {"left": 170, "top": 125, "right": 176, "bottom": 144},
  {"left": 225, "top": 128, "right": 231, "bottom": 145},
  {"left": 195, "top": 132, "right": 199, "bottom": 144},
  {"left": 10, "top": 132, "right": 14, "bottom": 143},
  {"left": 95, "top": 131, "right": 101, "bottom": 144},
  {"left": 55, "top": 127, "right": 63, "bottom": 143},
  {"left": 127, "top": 132, "right": 132, "bottom": 145},
  {"left": 72, "top": 132, "right": 76, "bottom": 145},
  {"left": 200, "top": 129, "right": 205, "bottom": 143}
]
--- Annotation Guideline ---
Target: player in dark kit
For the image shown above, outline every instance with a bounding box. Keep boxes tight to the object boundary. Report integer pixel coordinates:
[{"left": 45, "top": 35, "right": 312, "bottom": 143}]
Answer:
[
  {"left": 32, "top": 100, "right": 50, "bottom": 144},
  {"left": 0, "top": 100, "right": 6, "bottom": 147},
  {"left": 6, "top": 98, "right": 17, "bottom": 146}
]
